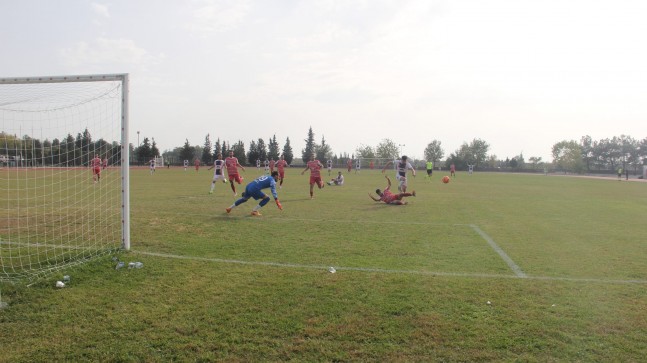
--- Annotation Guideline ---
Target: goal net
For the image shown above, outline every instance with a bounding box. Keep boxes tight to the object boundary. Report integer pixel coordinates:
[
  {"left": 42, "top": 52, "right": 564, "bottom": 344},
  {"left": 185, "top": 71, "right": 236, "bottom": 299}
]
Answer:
[{"left": 0, "top": 74, "right": 130, "bottom": 283}]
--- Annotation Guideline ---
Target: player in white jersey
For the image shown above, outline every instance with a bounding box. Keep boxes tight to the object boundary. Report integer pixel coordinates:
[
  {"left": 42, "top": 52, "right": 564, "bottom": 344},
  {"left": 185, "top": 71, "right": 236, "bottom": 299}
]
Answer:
[
  {"left": 327, "top": 159, "right": 333, "bottom": 175},
  {"left": 208, "top": 153, "right": 227, "bottom": 194},
  {"left": 183, "top": 159, "right": 189, "bottom": 171},
  {"left": 381, "top": 155, "right": 416, "bottom": 192},
  {"left": 149, "top": 158, "right": 156, "bottom": 174}
]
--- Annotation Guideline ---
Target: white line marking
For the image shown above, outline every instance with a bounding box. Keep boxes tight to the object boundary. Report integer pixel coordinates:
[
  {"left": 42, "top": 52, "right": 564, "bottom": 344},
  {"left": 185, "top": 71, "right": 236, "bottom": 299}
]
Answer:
[
  {"left": 133, "top": 251, "right": 647, "bottom": 285},
  {"left": 469, "top": 224, "right": 527, "bottom": 278}
]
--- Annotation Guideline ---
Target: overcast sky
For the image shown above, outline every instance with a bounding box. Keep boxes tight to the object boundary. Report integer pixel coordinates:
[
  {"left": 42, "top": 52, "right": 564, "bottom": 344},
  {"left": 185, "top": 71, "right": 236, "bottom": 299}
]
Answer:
[{"left": 2, "top": 0, "right": 646, "bottom": 161}]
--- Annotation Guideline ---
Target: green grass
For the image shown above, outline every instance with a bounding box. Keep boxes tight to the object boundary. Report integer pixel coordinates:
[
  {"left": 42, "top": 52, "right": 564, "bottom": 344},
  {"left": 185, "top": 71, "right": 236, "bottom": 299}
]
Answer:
[{"left": 1, "top": 167, "right": 647, "bottom": 361}]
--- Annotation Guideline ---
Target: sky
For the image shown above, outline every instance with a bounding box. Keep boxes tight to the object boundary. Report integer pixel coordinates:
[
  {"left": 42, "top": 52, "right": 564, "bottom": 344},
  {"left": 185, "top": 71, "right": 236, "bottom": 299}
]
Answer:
[{"left": 2, "top": 0, "right": 646, "bottom": 161}]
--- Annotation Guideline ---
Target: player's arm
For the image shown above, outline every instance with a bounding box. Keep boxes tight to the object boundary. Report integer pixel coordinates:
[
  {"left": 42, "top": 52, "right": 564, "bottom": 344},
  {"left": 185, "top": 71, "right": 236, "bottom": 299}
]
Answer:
[
  {"left": 410, "top": 163, "right": 416, "bottom": 177},
  {"left": 270, "top": 183, "right": 282, "bottom": 210},
  {"left": 385, "top": 175, "right": 392, "bottom": 188},
  {"left": 301, "top": 165, "right": 309, "bottom": 175},
  {"left": 237, "top": 162, "right": 245, "bottom": 172},
  {"left": 368, "top": 193, "right": 380, "bottom": 202}
]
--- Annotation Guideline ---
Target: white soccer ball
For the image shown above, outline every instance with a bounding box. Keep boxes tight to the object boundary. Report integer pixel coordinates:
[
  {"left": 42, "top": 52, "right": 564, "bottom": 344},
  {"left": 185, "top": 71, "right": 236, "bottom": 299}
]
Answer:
[{"left": 56, "top": 281, "right": 65, "bottom": 288}]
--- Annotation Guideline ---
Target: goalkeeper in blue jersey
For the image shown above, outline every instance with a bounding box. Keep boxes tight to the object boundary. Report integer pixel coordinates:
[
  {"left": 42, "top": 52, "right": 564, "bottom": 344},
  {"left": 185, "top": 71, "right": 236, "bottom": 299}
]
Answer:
[{"left": 226, "top": 171, "right": 283, "bottom": 216}]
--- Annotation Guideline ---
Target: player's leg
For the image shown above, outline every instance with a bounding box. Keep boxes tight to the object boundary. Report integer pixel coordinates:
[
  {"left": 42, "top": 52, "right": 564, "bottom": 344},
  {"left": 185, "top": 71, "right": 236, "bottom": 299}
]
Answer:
[
  {"left": 226, "top": 187, "right": 252, "bottom": 213},
  {"left": 210, "top": 176, "right": 217, "bottom": 194},
  {"left": 251, "top": 193, "right": 270, "bottom": 216}
]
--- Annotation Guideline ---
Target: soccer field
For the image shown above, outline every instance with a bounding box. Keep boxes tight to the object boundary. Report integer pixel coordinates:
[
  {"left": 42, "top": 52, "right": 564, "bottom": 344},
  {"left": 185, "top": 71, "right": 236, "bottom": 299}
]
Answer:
[{"left": 2, "top": 167, "right": 647, "bottom": 361}]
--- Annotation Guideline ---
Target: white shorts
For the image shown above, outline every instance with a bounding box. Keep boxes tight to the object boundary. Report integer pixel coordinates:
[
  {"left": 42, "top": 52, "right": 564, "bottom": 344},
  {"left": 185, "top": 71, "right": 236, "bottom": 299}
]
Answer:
[
  {"left": 397, "top": 175, "right": 407, "bottom": 188},
  {"left": 212, "top": 173, "right": 226, "bottom": 182}
]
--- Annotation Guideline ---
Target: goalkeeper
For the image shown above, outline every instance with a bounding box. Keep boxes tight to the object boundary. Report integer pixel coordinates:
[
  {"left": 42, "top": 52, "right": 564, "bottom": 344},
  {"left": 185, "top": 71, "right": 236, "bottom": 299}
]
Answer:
[{"left": 226, "top": 171, "right": 283, "bottom": 216}]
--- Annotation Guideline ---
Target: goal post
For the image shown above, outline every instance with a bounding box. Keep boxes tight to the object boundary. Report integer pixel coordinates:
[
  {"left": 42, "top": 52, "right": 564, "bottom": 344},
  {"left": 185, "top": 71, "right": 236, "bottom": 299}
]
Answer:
[{"left": 0, "top": 74, "right": 130, "bottom": 283}]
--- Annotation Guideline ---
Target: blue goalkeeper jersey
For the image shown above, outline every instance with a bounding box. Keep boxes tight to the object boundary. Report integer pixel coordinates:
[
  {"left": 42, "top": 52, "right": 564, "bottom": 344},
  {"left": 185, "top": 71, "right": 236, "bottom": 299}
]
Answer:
[{"left": 247, "top": 175, "right": 278, "bottom": 199}]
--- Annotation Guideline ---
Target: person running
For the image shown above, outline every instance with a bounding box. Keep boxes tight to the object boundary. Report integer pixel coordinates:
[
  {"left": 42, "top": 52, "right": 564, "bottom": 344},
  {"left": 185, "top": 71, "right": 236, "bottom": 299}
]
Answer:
[
  {"left": 207, "top": 153, "right": 227, "bottom": 194},
  {"left": 226, "top": 171, "right": 282, "bottom": 216},
  {"left": 426, "top": 160, "right": 433, "bottom": 179},
  {"left": 275, "top": 154, "right": 289, "bottom": 188},
  {"left": 368, "top": 175, "right": 415, "bottom": 205},
  {"left": 264, "top": 159, "right": 270, "bottom": 174},
  {"left": 183, "top": 159, "right": 189, "bottom": 171},
  {"left": 301, "top": 154, "right": 324, "bottom": 199},
  {"left": 225, "top": 150, "right": 245, "bottom": 196},
  {"left": 347, "top": 159, "right": 352, "bottom": 172},
  {"left": 102, "top": 158, "right": 108, "bottom": 170},
  {"left": 269, "top": 159, "right": 276, "bottom": 173},
  {"left": 91, "top": 154, "right": 102, "bottom": 183},
  {"left": 149, "top": 158, "right": 156, "bottom": 174},
  {"left": 194, "top": 158, "right": 200, "bottom": 172},
  {"left": 327, "top": 171, "right": 344, "bottom": 186},
  {"left": 381, "top": 155, "right": 416, "bottom": 193}
]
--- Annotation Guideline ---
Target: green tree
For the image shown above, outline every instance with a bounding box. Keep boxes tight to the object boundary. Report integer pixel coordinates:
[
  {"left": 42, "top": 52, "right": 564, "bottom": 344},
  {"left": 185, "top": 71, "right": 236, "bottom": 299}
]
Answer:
[
  {"left": 201, "top": 134, "right": 212, "bottom": 164},
  {"left": 580, "top": 135, "right": 594, "bottom": 171},
  {"left": 232, "top": 140, "right": 247, "bottom": 165},
  {"left": 137, "top": 137, "right": 152, "bottom": 164},
  {"left": 375, "top": 139, "right": 399, "bottom": 159},
  {"left": 257, "top": 138, "right": 268, "bottom": 162},
  {"left": 469, "top": 138, "right": 490, "bottom": 167},
  {"left": 282, "top": 137, "right": 294, "bottom": 165},
  {"left": 268, "top": 135, "right": 280, "bottom": 161},
  {"left": 316, "top": 135, "right": 332, "bottom": 161},
  {"left": 213, "top": 138, "right": 221, "bottom": 160},
  {"left": 151, "top": 138, "right": 160, "bottom": 158},
  {"left": 528, "top": 156, "right": 543, "bottom": 169},
  {"left": 424, "top": 140, "right": 444, "bottom": 163},
  {"left": 355, "top": 145, "right": 375, "bottom": 159},
  {"left": 247, "top": 140, "right": 259, "bottom": 166},
  {"left": 552, "top": 140, "right": 585, "bottom": 173},
  {"left": 179, "top": 139, "right": 194, "bottom": 162},
  {"left": 302, "top": 127, "right": 316, "bottom": 163}
]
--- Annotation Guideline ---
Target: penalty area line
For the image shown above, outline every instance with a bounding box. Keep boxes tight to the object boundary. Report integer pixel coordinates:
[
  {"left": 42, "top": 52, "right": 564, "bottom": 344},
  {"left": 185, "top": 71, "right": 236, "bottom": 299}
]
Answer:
[
  {"left": 131, "top": 250, "right": 647, "bottom": 285},
  {"left": 469, "top": 224, "right": 527, "bottom": 278}
]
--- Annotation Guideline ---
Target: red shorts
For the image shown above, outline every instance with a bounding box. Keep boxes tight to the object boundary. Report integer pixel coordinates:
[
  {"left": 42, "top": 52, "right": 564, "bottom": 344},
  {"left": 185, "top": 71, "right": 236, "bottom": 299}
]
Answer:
[
  {"left": 93, "top": 168, "right": 101, "bottom": 175},
  {"left": 228, "top": 173, "right": 243, "bottom": 184},
  {"left": 278, "top": 171, "right": 285, "bottom": 179},
  {"left": 309, "top": 175, "right": 323, "bottom": 187}
]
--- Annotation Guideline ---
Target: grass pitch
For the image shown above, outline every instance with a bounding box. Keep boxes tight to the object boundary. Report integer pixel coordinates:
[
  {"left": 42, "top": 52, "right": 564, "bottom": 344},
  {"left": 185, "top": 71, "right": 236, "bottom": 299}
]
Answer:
[{"left": 1, "top": 167, "right": 647, "bottom": 361}]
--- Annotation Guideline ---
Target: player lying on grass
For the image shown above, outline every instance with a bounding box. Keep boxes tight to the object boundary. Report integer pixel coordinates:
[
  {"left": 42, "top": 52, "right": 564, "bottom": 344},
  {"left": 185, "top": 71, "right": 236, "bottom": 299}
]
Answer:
[
  {"left": 226, "top": 171, "right": 282, "bottom": 216},
  {"left": 327, "top": 171, "right": 344, "bottom": 186},
  {"left": 368, "top": 175, "right": 416, "bottom": 205}
]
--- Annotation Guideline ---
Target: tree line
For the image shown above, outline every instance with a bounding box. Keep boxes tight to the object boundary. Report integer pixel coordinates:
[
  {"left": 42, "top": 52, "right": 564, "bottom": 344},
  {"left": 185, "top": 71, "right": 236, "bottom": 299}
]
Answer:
[
  {"left": 0, "top": 129, "right": 121, "bottom": 167},
  {"left": 6, "top": 126, "right": 643, "bottom": 174}
]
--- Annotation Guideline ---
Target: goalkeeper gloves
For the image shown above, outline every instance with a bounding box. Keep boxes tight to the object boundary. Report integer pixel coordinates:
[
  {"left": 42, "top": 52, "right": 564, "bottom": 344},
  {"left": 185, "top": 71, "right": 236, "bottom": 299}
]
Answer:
[{"left": 275, "top": 199, "right": 283, "bottom": 210}]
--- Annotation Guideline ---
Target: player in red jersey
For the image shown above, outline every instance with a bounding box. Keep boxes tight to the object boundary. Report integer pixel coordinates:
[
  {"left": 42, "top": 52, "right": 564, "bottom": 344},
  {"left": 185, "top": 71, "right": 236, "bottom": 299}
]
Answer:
[
  {"left": 301, "top": 154, "right": 324, "bottom": 199},
  {"left": 225, "top": 150, "right": 245, "bottom": 196},
  {"left": 368, "top": 175, "right": 415, "bottom": 205},
  {"left": 275, "top": 154, "right": 289, "bottom": 188},
  {"left": 450, "top": 163, "right": 456, "bottom": 177},
  {"left": 269, "top": 159, "right": 275, "bottom": 173},
  {"left": 91, "top": 154, "right": 102, "bottom": 183},
  {"left": 102, "top": 158, "right": 108, "bottom": 169},
  {"left": 347, "top": 159, "right": 352, "bottom": 172},
  {"left": 194, "top": 158, "right": 200, "bottom": 172}
]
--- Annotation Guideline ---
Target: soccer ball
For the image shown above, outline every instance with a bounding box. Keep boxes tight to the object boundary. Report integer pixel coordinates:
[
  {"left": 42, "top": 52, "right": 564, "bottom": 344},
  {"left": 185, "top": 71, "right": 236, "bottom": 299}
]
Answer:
[{"left": 442, "top": 176, "right": 450, "bottom": 183}]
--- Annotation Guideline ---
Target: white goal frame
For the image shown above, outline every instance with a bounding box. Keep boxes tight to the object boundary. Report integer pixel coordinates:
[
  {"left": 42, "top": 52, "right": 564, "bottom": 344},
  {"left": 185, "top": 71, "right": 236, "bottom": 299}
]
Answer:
[{"left": 0, "top": 73, "right": 131, "bottom": 254}]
